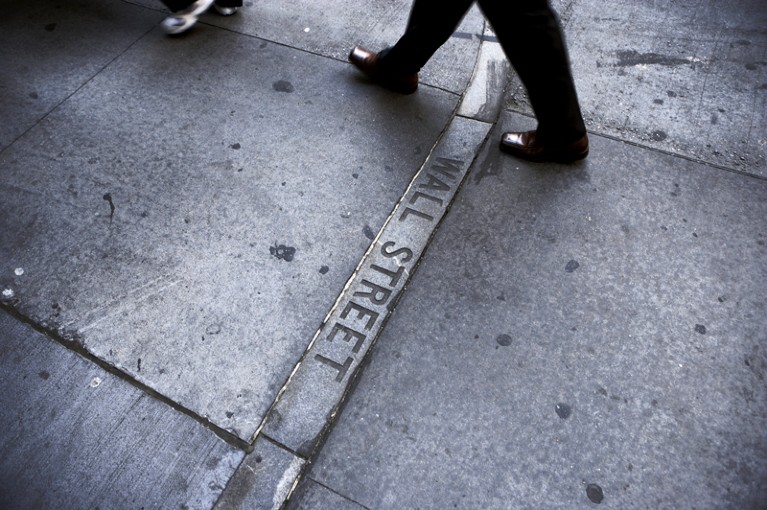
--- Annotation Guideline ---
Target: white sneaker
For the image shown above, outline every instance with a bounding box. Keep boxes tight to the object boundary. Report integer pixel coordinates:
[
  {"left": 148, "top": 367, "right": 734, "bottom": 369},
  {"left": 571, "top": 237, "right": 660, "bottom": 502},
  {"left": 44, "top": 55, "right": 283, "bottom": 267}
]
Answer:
[
  {"left": 213, "top": 4, "right": 238, "bottom": 15},
  {"left": 162, "top": 0, "right": 215, "bottom": 35}
]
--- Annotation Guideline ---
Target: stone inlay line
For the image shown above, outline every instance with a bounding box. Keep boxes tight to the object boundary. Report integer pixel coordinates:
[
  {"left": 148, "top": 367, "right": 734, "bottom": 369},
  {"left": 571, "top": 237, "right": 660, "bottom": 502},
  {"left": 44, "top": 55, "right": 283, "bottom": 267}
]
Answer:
[{"left": 256, "top": 116, "right": 492, "bottom": 459}]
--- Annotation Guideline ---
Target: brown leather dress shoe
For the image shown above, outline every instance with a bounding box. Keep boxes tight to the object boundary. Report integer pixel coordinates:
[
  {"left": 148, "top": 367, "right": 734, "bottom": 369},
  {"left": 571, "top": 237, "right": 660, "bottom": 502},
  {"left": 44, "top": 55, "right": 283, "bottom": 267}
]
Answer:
[
  {"left": 348, "top": 46, "right": 418, "bottom": 95},
  {"left": 500, "top": 130, "right": 589, "bottom": 163}
]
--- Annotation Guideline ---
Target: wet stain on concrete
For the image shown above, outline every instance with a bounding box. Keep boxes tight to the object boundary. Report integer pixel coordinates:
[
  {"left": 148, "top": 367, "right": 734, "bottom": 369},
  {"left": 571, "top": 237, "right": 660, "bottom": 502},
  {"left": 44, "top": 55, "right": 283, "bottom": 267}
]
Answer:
[
  {"left": 319, "top": 265, "right": 329, "bottom": 274},
  {"left": 586, "top": 483, "right": 604, "bottom": 503},
  {"left": 363, "top": 225, "right": 375, "bottom": 240},
  {"left": 667, "top": 90, "right": 677, "bottom": 97},
  {"left": 29, "top": 92, "right": 39, "bottom": 99},
  {"left": 653, "top": 98, "right": 664, "bottom": 105},
  {"left": 474, "top": 145, "right": 502, "bottom": 184},
  {"left": 695, "top": 324, "right": 707, "bottom": 334},
  {"left": 226, "top": 411, "right": 234, "bottom": 418},
  {"left": 273, "top": 80, "right": 294, "bottom": 93},
  {"left": 38, "top": 371, "right": 50, "bottom": 380},
  {"left": 496, "top": 334, "right": 513, "bottom": 347},
  {"left": 651, "top": 130, "right": 668, "bottom": 141},
  {"left": 229, "top": 143, "right": 241, "bottom": 150},
  {"left": 565, "top": 260, "right": 580, "bottom": 273},
  {"left": 270, "top": 243, "right": 296, "bottom": 261},
  {"left": 671, "top": 183, "right": 680, "bottom": 197},
  {"left": 745, "top": 63, "right": 758, "bottom": 71},
  {"left": 555, "top": 403, "right": 572, "bottom": 419},
  {"left": 44, "top": 23, "right": 56, "bottom": 32},
  {"left": 616, "top": 50, "right": 690, "bottom": 67}
]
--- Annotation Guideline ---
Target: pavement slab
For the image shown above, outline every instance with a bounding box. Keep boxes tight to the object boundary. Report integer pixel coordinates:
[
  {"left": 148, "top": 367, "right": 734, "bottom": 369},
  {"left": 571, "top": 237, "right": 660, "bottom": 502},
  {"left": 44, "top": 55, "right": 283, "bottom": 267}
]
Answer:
[
  {"left": 0, "top": 309, "right": 244, "bottom": 510},
  {"left": 0, "top": 0, "right": 161, "bottom": 151},
  {"left": 509, "top": 0, "right": 767, "bottom": 176},
  {"left": 296, "top": 112, "right": 767, "bottom": 509},
  {"left": 0, "top": 8, "right": 459, "bottom": 441}
]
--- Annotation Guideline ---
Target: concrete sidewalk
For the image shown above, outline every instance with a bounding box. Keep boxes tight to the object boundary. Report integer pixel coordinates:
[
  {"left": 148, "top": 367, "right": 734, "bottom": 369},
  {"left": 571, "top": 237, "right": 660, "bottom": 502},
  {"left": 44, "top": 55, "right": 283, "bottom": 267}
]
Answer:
[{"left": 1, "top": 0, "right": 766, "bottom": 508}]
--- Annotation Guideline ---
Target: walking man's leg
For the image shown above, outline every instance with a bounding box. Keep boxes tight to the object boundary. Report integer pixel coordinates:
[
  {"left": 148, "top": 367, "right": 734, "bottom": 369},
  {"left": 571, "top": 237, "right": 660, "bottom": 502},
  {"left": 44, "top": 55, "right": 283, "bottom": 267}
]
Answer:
[
  {"left": 479, "top": 0, "right": 588, "bottom": 161},
  {"left": 348, "top": 0, "right": 474, "bottom": 93}
]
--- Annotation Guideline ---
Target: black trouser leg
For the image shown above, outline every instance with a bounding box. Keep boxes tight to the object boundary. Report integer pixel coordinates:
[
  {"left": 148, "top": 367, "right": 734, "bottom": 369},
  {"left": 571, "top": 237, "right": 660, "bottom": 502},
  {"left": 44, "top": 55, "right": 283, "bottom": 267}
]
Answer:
[
  {"left": 380, "top": 0, "right": 475, "bottom": 74},
  {"left": 478, "top": 0, "right": 585, "bottom": 142}
]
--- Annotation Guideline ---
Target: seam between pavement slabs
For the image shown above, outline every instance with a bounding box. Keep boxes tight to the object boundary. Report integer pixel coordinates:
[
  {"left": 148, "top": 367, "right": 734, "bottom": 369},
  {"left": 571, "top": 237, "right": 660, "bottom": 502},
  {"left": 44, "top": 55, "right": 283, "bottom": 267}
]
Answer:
[
  {"left": 0, "top": 22, "right": 158, "bottom": 159},
  {"left": 0, "top": 305, "right": 254, "bottom": 453},
  {"left": 306, "top": 477, "right": 373, "bottom": 510},
  {"left": 505, "top": 108, "right": 767, "bottom": 182}
]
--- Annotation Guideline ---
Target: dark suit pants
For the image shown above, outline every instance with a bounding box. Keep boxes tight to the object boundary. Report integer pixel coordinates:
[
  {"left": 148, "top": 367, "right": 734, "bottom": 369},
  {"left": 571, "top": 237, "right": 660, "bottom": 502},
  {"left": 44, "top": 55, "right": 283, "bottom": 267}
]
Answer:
[{"left": 381, "top": 0, "right": 586, "bottom": 143}]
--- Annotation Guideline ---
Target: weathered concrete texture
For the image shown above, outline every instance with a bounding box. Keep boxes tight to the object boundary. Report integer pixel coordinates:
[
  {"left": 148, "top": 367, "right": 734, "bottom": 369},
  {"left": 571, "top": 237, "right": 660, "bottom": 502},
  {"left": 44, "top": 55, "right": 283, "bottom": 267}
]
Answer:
[
  {"left": 305, "top": 113, "right": 767, "bottom": 509},
  {"left": 262, "top": 117, "right": 491, "bottom": 458},
  {"left": 286, "top": 478, "right": 367, "bottom": 510},
  {"left": 0, "top": 0, "right": 161, "bottom": 151},
  {"left": 124, "top": 0, "right": 484, "bottom": 95},
  {"left": 457, "top": 26, "right": 511, "bottom": 123},
  {"left": 214, "top": 437, "right": 303, "bottom": 510},
  {"left": 508, "top": 0, "right": 767, "bottom": 176},
  {"left": 0, "top": 19, "right": 458, "bottom": 440},
  {"left": 0, "top": 309, "right": 244, "bottom": 510}
]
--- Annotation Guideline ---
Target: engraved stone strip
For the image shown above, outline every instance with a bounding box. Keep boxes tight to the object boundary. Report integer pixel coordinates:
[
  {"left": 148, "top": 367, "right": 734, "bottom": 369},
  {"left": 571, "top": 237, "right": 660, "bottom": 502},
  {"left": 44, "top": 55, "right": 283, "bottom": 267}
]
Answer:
[{"left": 261, "top": 116, "right": 491, "bottom": 457}]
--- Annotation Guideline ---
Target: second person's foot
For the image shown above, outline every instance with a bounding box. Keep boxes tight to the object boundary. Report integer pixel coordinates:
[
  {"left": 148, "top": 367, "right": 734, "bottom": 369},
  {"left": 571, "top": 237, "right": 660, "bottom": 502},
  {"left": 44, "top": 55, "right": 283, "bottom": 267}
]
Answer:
[{"left": 162, "top": 0, "right": 215, "bottom": 35}]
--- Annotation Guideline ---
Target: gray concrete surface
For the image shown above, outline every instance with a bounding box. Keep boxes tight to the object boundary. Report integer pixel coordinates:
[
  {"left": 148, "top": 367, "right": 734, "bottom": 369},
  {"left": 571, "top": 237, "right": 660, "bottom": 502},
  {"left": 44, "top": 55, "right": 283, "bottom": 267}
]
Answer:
[
  {"left": 1, "top": 0, "right": 765, "bottom": 508},
  {"left": 0, "top": 309, "right": 243, "bottom": 509},
  {"left": 296, "top": 113, "right": 767, "bottom": 509},
  {"left": 0, "top": 0, "right": 466, "bottom": 442}
]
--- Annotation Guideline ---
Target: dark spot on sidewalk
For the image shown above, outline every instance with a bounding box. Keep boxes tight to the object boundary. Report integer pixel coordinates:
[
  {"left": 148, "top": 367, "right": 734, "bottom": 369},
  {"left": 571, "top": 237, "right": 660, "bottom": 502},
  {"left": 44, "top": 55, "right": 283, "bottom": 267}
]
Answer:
[
  {"left": 270, "top": 243, "right": 296, "bottom": 261},
  {"left": 565, "top": 260, "right": 580, "bottom": 273},
  {"left": 653, "top": 99, "right": 664, "bottom": 105},
  {"left": 586, "top": 483, "right": 604, "bottom": 503},
  {"left": 38, "top": 371, "right": 50, "bottom": 380},
  {"left": 745, "top": 63, "right": 758, "bottom": 71},
  {"left": 206, "top": 323, "right": 222, "bottom": 335},
  {"left": 651, "top": 130, "right": 668, "bottom": 141},
  {"left": 137, "top": 358, "right": 142, "bottom": 372},
  {"left": 319, "top": 265, "right": 329, "bottom": 274},
  {"left": 45, "top": 23, "right": 57, "bottom": 32},
  {"left": 496, "top": 334, "right": 512, "bottom": 347},
  {"left": 667, "top": 90, "right": 677, "bottom": 97},
  {"left": 363, "top": 225, "right": 375, "bottom": 240},
  {"left": 671, "top": 183, "right": 680, "bottom": 197},
  {"left": 695, "top": 324, "right": 707, "bottom": 334},
  {"left": 226, "top": 411, "right": 234, "bottom": 418},
  {"left": 616, "top": 50, "right": 689, "bottom": 67},
  {"left": 102, "top": 193, "right": 115, "bottom": 223},
  {"left": 710, "top": 113, "right": 718, "bottom": 125},
  {"left": 555, "top": 403, "right": 572, "bottom": 419},
  {"left": 29, "top": 92, "right": 39, "bottom": 99},
  {"left": 273, "top": 80, "right": 294, "bottom": 93},
  {"left": 230, "top": 143, "right": 241, "bottom": 150}
]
